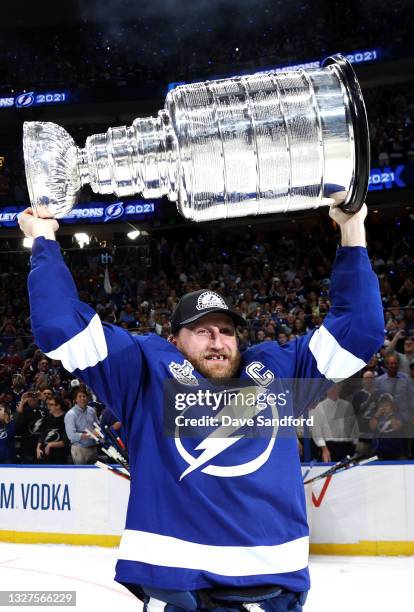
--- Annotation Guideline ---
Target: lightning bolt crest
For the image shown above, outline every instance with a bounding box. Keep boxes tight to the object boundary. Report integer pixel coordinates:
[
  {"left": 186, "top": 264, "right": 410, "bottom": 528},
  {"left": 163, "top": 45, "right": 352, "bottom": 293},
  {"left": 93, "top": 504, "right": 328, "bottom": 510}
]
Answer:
[{"left": 179, "top": 385, "right": 267, "bottom": 480}]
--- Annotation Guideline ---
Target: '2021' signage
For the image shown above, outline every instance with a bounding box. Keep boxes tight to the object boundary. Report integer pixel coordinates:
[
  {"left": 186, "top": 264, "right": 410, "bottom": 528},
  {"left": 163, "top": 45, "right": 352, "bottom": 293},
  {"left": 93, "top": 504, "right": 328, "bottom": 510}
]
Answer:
[{"left": 0, "top": 91, "right": 68, "bottom": 109}]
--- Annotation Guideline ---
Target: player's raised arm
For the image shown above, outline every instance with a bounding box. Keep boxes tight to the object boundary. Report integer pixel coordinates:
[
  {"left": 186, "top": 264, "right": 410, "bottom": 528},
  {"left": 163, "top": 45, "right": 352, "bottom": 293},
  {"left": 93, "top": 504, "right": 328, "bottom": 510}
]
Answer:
[
  {"left": 19, "top": 209, "right": 143, "bottom": 424},
  {"left": 294, "top": 201, "right": 384, "bottom": 385}
]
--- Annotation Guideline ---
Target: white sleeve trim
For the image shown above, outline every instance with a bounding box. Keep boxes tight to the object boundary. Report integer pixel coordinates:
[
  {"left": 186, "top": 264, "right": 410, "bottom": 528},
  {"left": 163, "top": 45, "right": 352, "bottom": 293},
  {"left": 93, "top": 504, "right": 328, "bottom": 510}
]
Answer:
[
  {"left": 118, "top": 529, "right": 309, "bottom": 576},
  {"left": 45, "top": 313, "right": 108, "bottom": 372},
  {"left": 147, "top": 599, "right": 166, "bottom": 612},
  {"left": 309, "top": 325, "right": 366, "bottom": 381}
]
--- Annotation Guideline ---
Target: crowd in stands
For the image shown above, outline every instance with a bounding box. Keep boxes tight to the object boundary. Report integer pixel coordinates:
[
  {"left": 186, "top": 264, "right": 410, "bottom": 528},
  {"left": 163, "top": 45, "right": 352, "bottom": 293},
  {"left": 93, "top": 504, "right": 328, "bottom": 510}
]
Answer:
[
  {"left": 367, "top": 82, "right": 414, "bottom": 167},
  {"left": 0, "top": 214, "right": 413, "bottom": 464},
  {"left": 0, "top": 0, "right": 412, "bottom": 92},
  {"left": 0, "top": 0, "right": 413, "bottom": 203}
]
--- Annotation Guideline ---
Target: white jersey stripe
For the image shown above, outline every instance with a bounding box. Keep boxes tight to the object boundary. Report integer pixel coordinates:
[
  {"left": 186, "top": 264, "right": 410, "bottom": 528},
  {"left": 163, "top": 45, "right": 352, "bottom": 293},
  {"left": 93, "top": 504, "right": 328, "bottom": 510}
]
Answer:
[
  {"left": 309, "top": 325, "right": 366, "bottom": 381},
  {"left": 45, "top": 313, "right": 108, "bottom": 372},
  {"left": 118, "top": 530, "right": 309, "bottom": 576},
  {"left": 146, "top": 598, "right": 166, "bottom": 612}
]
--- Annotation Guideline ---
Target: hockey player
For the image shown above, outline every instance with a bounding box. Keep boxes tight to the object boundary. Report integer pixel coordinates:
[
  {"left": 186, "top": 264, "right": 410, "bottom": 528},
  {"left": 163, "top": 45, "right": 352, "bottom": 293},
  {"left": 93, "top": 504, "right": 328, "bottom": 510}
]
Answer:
[{"left": 19, "top": 202, "right": 383, "bottom": 612}]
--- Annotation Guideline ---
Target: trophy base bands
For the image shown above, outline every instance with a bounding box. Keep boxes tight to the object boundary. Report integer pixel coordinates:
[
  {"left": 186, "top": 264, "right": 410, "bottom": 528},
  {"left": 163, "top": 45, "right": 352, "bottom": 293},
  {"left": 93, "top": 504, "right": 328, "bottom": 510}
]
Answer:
[{"left": 0, "top": 592, "right": 76, "bottom": 606}]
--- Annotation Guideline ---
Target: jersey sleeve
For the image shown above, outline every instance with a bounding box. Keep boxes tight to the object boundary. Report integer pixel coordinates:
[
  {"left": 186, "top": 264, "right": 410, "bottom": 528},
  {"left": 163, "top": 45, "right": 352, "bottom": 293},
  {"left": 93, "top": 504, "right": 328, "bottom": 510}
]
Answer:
[
  {"left": 28, "top": 237, "right": 143, "bottom": 425},
  {"left": 293, "top": 246, "right": 384, "bottom": 414}
]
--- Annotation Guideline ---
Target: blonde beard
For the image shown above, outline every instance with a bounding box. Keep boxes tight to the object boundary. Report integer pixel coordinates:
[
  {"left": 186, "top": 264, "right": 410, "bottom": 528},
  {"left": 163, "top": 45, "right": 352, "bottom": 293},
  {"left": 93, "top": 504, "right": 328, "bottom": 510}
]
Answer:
[{"left": 182, "top": 351, "right": 241, "bottom": 379}]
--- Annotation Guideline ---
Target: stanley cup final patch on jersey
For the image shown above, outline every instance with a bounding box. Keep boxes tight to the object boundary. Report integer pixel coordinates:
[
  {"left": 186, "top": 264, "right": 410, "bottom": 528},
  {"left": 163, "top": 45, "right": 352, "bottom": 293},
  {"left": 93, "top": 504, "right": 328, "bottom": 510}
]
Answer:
[
  {"left": 169, "top": 360, "right": 199, "bottom": 386},
  {"left": 196, "top": 291, "right": 228, "bottom": 311}
]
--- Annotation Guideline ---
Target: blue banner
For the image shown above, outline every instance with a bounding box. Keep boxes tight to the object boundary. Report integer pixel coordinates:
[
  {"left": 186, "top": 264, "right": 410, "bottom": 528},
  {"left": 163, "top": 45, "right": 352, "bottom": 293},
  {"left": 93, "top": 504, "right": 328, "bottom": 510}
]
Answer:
[
  {"left": 0, "top": 90, "right": 69, "bottom": 109},
  {"left": 1, "top": 163, "right": 413, "bottom": 227},
  {"left": 168, "top": 48, "right": 382, "bottom": 91},
  {"left": 0, "top": 200, "right": 158, "bottom": 228},
  {"left": 0, "top": 47, "right": 381, "bottom": 110},
  {"left": 368, "top": 164, "right": 414, "bottom": 191}
]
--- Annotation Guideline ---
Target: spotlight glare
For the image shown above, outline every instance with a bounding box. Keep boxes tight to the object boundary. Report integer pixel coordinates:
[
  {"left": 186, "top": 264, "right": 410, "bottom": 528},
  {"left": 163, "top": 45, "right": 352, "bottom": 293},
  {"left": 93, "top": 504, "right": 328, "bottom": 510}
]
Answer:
[
  {"left": 127, "top": 230, "right": 140, "bottom": 240},
  {"left": 74, "top": 232, "right": 90, "bottom": 248}
]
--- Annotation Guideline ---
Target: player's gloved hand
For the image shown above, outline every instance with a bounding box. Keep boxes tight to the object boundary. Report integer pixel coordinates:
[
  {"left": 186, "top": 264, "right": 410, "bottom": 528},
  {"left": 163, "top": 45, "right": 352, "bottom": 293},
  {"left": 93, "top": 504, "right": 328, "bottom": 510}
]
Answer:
[{"left": 18, "top": 207, "right": 59, "bottom": 240}]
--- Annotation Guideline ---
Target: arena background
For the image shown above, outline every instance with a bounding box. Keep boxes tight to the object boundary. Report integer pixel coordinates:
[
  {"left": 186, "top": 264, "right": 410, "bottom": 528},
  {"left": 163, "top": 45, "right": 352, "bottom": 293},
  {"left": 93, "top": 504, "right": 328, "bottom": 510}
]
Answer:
[{"left": 0, "top": 1, "right": 413, "bottom": 611}]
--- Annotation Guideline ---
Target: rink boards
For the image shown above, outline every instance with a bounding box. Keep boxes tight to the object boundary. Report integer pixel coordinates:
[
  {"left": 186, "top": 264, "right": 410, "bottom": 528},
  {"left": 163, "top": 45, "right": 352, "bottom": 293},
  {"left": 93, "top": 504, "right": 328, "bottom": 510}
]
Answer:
[{"left": 0, "top": 463, "right": 413, "bottom": 555}]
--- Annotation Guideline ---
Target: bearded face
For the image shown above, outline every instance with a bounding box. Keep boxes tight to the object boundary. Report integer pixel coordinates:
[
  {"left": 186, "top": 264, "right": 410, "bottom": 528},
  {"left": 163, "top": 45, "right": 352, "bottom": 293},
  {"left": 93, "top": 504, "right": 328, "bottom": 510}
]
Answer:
[
  {"left": 182, "top": 346, "right": 241, "bottom": 379},
  {"left": 171, "top": 313, "right": 241, "bottom": 379}
]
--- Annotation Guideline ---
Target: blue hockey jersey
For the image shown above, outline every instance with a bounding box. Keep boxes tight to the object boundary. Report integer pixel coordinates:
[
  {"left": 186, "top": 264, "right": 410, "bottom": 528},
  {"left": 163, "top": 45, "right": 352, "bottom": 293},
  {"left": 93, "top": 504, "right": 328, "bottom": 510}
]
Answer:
[{"left": 28, "top": 238, "right": 384, "bottom": 594}]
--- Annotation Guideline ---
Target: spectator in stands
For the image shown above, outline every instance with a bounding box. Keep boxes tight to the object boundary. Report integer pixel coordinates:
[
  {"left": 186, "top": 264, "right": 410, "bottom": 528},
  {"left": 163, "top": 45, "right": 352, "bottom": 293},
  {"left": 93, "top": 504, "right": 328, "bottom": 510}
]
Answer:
[
  {"left": 312, "top": 386, "right": 358, "bottom": 462},
  {"left": 38, "top": 387, "right": 53, "bottom": 410},
  {"left": 385, "top": 330, "right": 414, "bottom": 373},
  {"left": 119, "top": 303, "right": 136, "bottom": 327},
  {"left": 242, "top": 289, "right": 258, "bottom": 315},
  {"left": 0, "top": 403, "right": 15, "bottom": 463},
  {"left": 1, "top": 344, "right": 23, "bottom": 370},
  {"left": 277, "top": 332, "right": 289, "bottom": 345},
  {"left": 49, "top": 358, "right": 63, "bottom": 376},
  {"left": 48, "top": 372, "right": 62, "bottom": 393},
  {"left": 14, "top": 390, "right": 46, "bottom": 463},
  {"left": 64, "top": 388, "right": 99, "bottom": 464},
  {"left": 365, "top": 353, "right": 385, "bottom": 377},
  {"left": 37, "top": 357, "right": 50, "bottom": 376},
  {"left": 36, "top": 395, "right": 70, "bottom": 464},
  {"left": 369, "top": 393, "right": 405, "bottom": 460},
  {"left": 10, "top": 373, "right": 25, "bottom": 411},
  {"left": 377, "top": 354, "right": 410, "bottom": 422},
  {"left": 0, "top": 318, "right": 17, "bottom": 336},
  {"left": 292, "top": 319, "right": 307, "bottom": 337},
  {"left": 255, "top": 286, "right": 269, "bottom": 305},
  {"left": 352, "top": 370, "right": 381, "bottom": 455},
  {"left": 256, "top": 329, "right": 266, "bottom": 343}
]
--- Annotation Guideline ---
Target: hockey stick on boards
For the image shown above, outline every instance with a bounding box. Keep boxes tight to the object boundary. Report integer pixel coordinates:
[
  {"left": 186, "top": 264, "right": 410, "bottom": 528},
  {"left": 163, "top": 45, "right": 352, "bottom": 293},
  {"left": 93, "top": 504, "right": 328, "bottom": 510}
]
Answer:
[
  {"left": 85, "top": 427, "right": 130, "bottom": 473},
  {"left": 303, "top": 453, "right": 378, "bottom": 485},
  {"left": 94, "top": 420, "right": 128, "bottom": 459},
  {"left": 95, "top": 460, "right": 130, "bottom": 481}
]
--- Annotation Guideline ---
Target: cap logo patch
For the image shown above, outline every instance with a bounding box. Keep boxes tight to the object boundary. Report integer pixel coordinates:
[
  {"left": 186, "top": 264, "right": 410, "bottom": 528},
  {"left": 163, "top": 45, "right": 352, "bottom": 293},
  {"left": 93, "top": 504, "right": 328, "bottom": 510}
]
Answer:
[{"left": 196, "top": 291, "right": 228, "bottom": 311}]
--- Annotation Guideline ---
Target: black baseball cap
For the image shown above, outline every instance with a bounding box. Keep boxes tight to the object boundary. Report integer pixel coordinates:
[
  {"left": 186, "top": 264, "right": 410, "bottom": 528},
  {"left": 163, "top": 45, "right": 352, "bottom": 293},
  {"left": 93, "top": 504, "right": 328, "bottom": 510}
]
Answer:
[{"left": 171, "top": 290, "right": 246, "bottom": 334}]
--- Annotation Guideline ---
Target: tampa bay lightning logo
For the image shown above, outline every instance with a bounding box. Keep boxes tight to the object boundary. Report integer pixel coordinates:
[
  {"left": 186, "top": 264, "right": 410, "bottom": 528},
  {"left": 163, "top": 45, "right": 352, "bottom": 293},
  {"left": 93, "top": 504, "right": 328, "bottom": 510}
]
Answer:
[
  {"left": 29, "top": 417, "right": 44, "bottom": 435},
  {"left": 45, "top": 428, "right": 61, "bottom": 443},
  {"left": 174, "top": 363, "right": 280, "bottom": 480},
  {"left": 175, "top": 388, "right": 278, "bottom": 480},
  {"left": 104, "top": 202, "right": 124, "bottom": 222},
  {"left": 15, "top": 92, "right": 35, "bottom": 108}
]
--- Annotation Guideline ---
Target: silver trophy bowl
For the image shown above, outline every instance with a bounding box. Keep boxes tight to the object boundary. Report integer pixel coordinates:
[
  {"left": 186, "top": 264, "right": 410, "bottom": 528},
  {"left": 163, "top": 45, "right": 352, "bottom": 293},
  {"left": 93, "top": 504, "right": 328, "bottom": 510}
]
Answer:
[{"left": 23, "top": 55, "right": 370, "bottom": 222}]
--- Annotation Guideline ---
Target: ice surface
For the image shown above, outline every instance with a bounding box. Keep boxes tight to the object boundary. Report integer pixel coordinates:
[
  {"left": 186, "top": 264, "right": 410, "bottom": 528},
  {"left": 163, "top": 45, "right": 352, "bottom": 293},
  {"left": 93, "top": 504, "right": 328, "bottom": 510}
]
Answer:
[{"left": 0, "top": 543, "right": 412, "bottom": 611}]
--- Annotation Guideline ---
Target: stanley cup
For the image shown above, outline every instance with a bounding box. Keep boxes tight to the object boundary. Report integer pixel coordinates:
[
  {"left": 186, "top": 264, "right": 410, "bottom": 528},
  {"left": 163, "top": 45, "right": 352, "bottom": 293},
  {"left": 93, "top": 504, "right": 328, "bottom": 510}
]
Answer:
[{"left": 23, "top": 55, "right": 370, "bottom": 223}]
